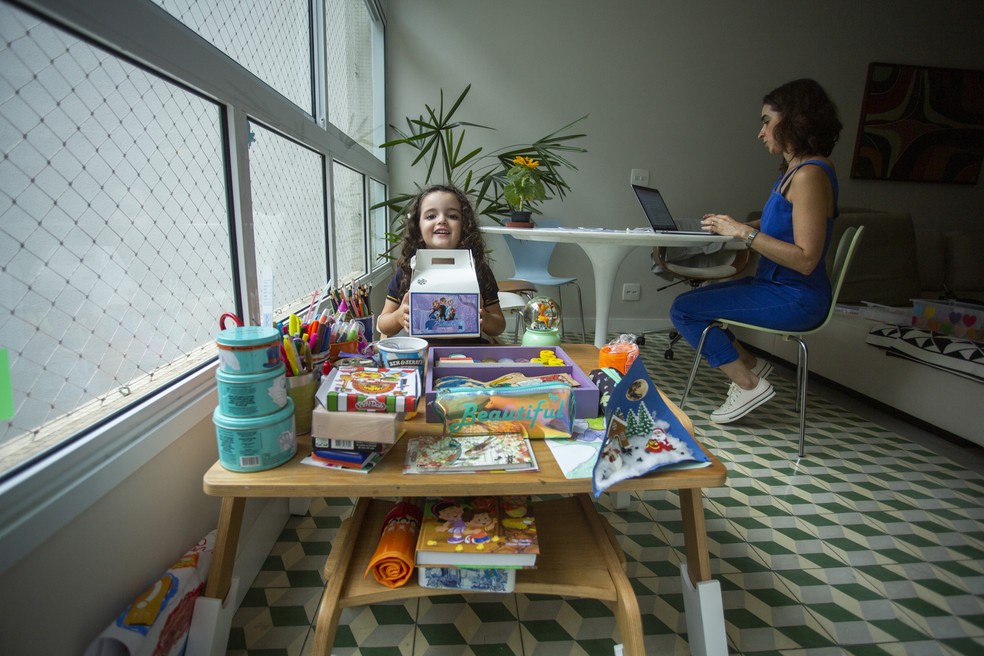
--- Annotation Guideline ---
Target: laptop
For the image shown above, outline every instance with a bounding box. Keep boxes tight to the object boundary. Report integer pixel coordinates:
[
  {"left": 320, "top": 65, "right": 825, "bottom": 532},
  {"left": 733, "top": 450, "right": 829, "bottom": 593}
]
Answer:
[{"left": 632, "top": 184, "right": 709, "bottom": 235}]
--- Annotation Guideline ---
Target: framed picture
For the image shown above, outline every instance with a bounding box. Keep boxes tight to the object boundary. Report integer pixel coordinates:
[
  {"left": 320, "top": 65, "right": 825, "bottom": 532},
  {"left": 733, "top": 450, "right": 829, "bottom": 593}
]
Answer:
[{"left": 851, "top": 62, "right": 984, "bottom": 184}]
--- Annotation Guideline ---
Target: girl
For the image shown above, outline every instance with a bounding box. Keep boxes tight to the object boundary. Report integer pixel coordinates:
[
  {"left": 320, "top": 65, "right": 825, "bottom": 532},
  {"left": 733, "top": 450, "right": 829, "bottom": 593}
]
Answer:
[{"left": 377, "top": 184, "right": 506, "bottom": 343}]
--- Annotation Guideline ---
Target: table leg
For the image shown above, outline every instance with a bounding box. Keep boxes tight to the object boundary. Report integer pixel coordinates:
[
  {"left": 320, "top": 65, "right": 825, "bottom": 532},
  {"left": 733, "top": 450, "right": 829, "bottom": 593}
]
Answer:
[
  {"left": 571, "top": 243, "right": 636, "bottom": 348},
  {"left": 679, "top": 488, "right": 711, "bottom": 584},
  {"left": 312, "top": 497, "right": 372, "bottom": 655},
  {"left": 678, "top": 488, "right": 727, "bottom": 655},
  {"left": 204, "top": 496, "right": 246, "bottom": 601},
  {"left": 576, "top": 494, "right": 644, "bottom": 656}
]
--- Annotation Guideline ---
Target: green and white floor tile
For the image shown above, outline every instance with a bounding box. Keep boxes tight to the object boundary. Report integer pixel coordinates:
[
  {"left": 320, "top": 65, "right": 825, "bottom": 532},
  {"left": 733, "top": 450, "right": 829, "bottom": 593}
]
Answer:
[{"left": 226, "top": 332, "right": 984, "bottom": 655}]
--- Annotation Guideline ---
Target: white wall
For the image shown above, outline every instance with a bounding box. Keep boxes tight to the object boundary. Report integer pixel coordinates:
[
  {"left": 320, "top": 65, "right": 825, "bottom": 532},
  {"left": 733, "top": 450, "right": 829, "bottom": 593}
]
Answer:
[
  {"left": 383, "top": 0, "right": 984, "bottom": 334},
  {"left": 0, "top": 413, "right": 222, "bottom": 654}
]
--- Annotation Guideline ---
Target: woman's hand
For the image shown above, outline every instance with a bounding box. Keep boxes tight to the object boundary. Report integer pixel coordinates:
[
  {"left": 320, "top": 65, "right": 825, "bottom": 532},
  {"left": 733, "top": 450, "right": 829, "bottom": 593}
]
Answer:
[{"left": 701, "top": 213, "right": 755, "bottom": 241}]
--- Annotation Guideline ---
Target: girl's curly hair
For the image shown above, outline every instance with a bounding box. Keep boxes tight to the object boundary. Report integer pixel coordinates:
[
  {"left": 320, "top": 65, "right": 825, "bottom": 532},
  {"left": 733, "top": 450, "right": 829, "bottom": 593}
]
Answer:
[
  {"left": 764, "top": 79, "right": 842, "bottom": 172},
  {"left": 393, "top": 184, "right": 493, "bottom": 297}
]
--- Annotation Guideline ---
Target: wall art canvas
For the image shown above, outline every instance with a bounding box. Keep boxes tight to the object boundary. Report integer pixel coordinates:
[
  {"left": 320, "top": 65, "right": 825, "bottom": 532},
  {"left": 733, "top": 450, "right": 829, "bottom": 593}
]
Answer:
[{"left": 851, "top": 63, "right": 984, "bottom": 184}]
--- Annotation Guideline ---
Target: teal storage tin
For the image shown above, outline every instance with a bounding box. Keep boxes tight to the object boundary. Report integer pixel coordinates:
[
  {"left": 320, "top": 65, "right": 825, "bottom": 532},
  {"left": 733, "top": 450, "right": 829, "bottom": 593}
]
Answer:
[
  {"left": 213, "top": 398, "right": 297, "bottom": 472},
  {"left": 216, "top": 364, "right": 288, "bottom": 417},
  {"left": 216, "top": 325, "right": 282, "bottom": 375}
]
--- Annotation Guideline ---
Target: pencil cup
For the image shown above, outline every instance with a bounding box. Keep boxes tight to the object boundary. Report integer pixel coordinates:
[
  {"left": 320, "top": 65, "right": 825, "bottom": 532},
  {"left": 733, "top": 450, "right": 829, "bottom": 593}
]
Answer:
[{"left": 287, "top": 371, "right": 317, "bottom": 435}]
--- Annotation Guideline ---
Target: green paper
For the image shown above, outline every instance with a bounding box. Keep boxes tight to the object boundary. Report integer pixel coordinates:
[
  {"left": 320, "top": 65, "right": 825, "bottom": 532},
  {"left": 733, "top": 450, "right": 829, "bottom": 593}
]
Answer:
[{"left": 0, "top": 349, "right": 12, "bottom": 421}]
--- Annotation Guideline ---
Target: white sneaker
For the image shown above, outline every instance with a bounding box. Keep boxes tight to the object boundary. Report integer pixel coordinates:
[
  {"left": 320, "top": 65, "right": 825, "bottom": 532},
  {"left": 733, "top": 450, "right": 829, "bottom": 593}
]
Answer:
[
  {"left": 751, "top": 359, "right": 774, "bottom": 380},
  {"left": 710, "top": 377, "right": 775, "bottom": 423}
]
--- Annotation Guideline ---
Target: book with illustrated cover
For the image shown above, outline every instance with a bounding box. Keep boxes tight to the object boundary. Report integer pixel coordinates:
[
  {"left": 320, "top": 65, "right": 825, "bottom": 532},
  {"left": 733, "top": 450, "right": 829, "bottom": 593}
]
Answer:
[
  {"left": 403, "top": 434, "right": 537, "bottom": 474},
  {"left": 415, "top": 496, "right": 539, "bottom": 568},
  {"left": 316, "top": 366, "right": 419, "bottom": 413}
]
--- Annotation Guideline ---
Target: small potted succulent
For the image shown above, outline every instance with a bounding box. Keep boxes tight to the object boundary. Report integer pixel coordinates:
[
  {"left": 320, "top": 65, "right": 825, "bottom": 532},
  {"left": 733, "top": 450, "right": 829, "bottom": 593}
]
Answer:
[{"left": 503, "top": 156, "right": 547, "bottom": 226}]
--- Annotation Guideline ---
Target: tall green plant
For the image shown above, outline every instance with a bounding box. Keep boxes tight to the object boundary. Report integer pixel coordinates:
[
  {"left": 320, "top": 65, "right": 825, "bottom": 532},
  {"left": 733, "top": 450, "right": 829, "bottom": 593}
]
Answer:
[{"left": 375, "top": 85, "right": 587, "bottom": 249}]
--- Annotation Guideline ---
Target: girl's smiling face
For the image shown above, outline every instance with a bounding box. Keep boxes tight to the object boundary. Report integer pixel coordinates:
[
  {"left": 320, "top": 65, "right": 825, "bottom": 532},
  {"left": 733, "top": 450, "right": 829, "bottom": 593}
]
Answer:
[{"left": 419, "top": 190, "right": 463, "bottom": 249}]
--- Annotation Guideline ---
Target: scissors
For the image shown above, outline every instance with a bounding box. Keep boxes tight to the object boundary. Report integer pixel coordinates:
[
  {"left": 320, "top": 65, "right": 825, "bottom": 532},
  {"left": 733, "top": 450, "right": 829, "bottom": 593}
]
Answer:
[{"left": 219, "top": 312, "right": 243, "bottom": 330}]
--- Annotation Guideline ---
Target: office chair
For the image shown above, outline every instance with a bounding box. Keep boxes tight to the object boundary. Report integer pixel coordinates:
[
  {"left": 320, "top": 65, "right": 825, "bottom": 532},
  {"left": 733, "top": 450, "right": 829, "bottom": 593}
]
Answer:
[
  {"left": 679, "top": 225, "right": 865, "bottom": 457},
  {"left": 637, "top": 245, "right": 752, "bottom": 358},
  {"left": 500, "top": 219, "right": 586, "bottom": 343}
]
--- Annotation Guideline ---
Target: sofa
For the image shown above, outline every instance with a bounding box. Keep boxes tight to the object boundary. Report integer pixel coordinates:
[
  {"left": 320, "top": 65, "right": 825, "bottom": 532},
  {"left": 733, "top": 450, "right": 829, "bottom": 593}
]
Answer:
[{"left": 736, "top": 209, "right": 984, "bottom": 447}]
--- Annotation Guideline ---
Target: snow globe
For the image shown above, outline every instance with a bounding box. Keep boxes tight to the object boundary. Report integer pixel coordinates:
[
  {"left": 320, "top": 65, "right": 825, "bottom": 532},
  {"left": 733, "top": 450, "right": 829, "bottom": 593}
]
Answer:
[{"left": 521, "top": 296, "right": 562, "bottom": 347}]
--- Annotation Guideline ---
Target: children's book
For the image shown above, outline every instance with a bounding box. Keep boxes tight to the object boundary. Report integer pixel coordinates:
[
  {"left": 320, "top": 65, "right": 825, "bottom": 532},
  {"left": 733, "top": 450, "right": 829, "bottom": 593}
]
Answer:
[
  {"left": 592, "top": 358, "right": 711, "bottom": 497},
  {"left": 415, "top": 496, "right": 539, "bottom": 568},
  {"left": 316, "top": 366, "right": 419, "bottom": 413},
  {"left": 403, "top": 434, "right": 537, "bottom": 474}
]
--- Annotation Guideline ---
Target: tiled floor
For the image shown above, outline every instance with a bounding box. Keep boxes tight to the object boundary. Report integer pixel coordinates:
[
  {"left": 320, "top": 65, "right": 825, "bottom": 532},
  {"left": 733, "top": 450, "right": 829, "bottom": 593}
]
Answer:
[{"left": 226, "top": 332, "right": 984, "bottom": 655}]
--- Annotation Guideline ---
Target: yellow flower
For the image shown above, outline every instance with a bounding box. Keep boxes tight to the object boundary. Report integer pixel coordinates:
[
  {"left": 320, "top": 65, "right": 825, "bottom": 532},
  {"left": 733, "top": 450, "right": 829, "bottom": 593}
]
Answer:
[{"left": 512, "top": 156, "right": 540, "bottom": 169}]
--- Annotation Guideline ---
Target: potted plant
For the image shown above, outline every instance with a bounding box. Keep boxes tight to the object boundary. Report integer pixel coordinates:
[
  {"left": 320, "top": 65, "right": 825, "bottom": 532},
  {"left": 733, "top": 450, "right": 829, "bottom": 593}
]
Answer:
[
  {"left": 503, "top": 156, "right": 546, "bottom": 226},
  {"left": 375, "top": 86, "right": 587, "bottom": 249}
]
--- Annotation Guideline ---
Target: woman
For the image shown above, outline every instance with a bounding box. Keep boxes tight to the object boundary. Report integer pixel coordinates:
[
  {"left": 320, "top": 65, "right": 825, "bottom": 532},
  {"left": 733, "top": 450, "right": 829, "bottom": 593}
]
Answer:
[{"left": 670, "top": 78, "right": 842, "bottom": 423}]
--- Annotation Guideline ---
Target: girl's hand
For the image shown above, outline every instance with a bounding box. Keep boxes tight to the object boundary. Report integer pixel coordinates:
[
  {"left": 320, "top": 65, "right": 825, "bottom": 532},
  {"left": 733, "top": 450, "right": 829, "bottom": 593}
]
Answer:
[{"left": 399, "top": 293, "right": 411, "bottom": 333}]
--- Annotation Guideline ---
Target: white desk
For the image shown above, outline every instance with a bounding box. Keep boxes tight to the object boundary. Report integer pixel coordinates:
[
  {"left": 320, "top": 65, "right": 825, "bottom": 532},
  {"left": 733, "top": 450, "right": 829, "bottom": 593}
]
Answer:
[{"left": 483, "top": 226, "right": 734, "bottom": 348}]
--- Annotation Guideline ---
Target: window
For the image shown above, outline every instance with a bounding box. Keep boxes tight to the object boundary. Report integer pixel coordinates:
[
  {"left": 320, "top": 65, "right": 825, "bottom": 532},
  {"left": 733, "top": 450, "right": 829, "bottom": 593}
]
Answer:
[
  {"left": 151, "top": 0, "right": 313, "bottom": 115},
  {"left": 0, "top": 0, "right": 388, "bottom": 484},
  {"left": 248, "top": 121, "right": 328, "bottom": 312}
]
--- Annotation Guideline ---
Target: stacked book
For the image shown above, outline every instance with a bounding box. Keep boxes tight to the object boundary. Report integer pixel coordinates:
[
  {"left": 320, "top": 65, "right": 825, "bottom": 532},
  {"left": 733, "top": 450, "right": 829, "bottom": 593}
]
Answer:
[
  {"left": 415, "top": 495, "right": 540, "bottom": 592},
  {"left": 301, "top": 366, "right": 420, "bottom": 473},
  {"left": 403, "top": 434, "right": 538, "bottom": 475}
]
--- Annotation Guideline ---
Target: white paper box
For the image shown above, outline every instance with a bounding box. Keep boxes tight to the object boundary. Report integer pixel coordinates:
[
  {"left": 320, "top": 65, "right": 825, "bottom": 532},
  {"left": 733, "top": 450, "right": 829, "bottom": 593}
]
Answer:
[{"left": 408, "top": 249, "right": 481, "bottom": 338}]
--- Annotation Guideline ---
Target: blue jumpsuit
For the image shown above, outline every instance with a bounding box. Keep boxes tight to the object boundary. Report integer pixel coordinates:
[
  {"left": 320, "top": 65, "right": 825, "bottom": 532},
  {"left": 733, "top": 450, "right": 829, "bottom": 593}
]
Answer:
[{"left": 669, "top": 160, "right": 838, "bottom": 368}]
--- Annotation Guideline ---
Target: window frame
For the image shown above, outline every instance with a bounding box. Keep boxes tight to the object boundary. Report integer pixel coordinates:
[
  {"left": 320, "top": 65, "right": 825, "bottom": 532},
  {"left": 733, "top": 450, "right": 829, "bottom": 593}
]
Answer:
[{"left": 0, "top": 0, "right": 389, "bottom": 574}]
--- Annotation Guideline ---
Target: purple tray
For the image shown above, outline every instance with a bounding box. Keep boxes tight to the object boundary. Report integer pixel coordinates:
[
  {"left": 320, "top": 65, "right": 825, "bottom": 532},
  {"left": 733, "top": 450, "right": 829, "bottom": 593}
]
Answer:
[{"left": 424, "top": 346, "right": 600, "bottom": 422}]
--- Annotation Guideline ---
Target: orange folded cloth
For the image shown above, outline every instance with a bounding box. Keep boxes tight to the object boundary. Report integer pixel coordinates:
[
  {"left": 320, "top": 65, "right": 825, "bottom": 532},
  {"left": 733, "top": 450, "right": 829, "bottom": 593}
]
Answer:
[{"left": 365, "top": 498, "right": 423, "bottom": 588}]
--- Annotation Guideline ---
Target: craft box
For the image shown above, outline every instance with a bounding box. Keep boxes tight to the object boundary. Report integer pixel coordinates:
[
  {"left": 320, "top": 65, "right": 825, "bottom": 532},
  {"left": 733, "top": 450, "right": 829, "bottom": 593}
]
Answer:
[
  {"left": 408, "top": 249, "right": 481, "bottom": 338},
  {"left": 424, "top": 346, "right": 599, "bottom": 422},
  {"left": 911, "top": 299, "right": 983, "bottom": 341}
]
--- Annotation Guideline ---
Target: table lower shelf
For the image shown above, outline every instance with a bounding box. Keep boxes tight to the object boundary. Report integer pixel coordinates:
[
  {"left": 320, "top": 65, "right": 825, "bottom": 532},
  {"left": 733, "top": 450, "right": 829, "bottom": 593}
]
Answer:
[{"left": 311, "top": 494, "right": 644, "bottom": 655}]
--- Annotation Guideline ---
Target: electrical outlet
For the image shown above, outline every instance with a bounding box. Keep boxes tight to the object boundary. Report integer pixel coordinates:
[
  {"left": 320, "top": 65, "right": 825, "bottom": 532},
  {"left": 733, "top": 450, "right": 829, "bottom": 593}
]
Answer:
[
  {"left": 622, "top": 283, "right": 641, "bottom": 301},
  {"left": 630, "top": 168, "right": 650, "bottom": 186}
]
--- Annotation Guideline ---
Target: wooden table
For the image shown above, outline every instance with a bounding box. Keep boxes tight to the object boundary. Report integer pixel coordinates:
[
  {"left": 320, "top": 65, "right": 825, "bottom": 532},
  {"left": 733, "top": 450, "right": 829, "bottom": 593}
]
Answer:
[{"left": 202, "top": 344, "right": 728, "bottom": 655}]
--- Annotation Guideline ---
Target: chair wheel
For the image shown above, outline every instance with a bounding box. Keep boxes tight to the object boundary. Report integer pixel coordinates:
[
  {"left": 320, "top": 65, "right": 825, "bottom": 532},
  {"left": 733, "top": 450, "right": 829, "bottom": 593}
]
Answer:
[
  {"left": 636, "top": 335, "right": 646, "bottom": 347},
  {"left": 664, "top": 349, "right": 674, "bottom": 360}
]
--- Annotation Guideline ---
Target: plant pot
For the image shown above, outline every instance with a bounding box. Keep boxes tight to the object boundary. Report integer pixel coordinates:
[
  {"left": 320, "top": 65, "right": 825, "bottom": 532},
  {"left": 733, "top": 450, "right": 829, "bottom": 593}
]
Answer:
[{"left": 506, "top": 210, "right": 534, "bottom": 228}]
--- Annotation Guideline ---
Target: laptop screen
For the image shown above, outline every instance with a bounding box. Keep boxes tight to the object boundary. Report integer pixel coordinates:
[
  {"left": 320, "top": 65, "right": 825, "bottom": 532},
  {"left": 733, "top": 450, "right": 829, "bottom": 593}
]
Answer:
[{"left": 632, "top": 184, "right": 677, "bottom": 231}]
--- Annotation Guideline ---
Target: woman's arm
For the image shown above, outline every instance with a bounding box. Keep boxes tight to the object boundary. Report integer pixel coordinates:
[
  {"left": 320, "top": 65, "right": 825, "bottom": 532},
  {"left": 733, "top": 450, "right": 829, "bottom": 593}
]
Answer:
[{"left": 703, "top": 164, "right": 834, "bottom": 276}]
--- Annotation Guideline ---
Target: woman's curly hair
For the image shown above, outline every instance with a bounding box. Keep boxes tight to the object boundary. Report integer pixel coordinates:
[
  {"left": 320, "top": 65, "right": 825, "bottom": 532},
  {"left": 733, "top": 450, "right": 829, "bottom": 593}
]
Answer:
[
  {"left": 764, "top": 79, "right": 842, "bottom": 171},
  {"left": 393, "top": 184, "right": 493, "bottom": 297}
]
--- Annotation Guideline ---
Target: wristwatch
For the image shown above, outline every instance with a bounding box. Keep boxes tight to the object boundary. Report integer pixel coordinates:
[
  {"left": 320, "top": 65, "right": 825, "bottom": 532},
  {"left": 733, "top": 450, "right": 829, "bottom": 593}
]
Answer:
[{"left": 745, "top": 229, "right": 759, "bottom": 247}]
